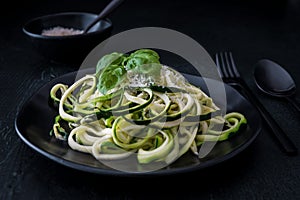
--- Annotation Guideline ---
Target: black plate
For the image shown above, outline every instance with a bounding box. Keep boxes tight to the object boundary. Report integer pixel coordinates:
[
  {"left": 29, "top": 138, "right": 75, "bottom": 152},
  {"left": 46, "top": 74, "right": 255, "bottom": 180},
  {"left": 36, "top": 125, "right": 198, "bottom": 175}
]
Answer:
[{"left": 15, "top": 69, "right": 261, "bottom": 176}]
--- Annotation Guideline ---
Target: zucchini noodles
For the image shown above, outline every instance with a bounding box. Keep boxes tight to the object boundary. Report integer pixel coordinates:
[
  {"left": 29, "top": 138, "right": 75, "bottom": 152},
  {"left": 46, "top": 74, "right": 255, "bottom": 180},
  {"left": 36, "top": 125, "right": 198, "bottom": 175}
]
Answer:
[{"left": 49, "top": 49, "right": 247, "bottom": 165}]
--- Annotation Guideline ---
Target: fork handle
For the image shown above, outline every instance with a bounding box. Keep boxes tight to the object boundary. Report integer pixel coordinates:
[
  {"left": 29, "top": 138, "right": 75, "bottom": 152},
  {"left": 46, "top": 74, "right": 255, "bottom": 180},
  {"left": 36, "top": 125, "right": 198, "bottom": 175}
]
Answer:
[{"left": 233, "top": 81, "right": 298, "bottom": 155}]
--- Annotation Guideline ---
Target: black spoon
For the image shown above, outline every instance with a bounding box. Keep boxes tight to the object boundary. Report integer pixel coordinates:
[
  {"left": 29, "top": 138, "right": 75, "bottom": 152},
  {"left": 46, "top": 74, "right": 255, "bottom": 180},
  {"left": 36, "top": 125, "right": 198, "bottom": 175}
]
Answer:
[
  {"left": 83, "top": 0, "right": 125, "bottom": 34},
  {"left": 254, "top": 59, "right": 300, "bottom": 112}
]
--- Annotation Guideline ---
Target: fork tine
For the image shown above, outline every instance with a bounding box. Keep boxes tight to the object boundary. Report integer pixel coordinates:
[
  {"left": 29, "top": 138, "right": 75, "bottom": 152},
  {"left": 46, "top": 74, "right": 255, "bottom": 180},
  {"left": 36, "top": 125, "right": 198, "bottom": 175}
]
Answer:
[
  {"left": 215, "top": 53, "right": 224, "bottom": 78},
  {"left": 228, "top": 52, "right": 240, "bottom": 78},
  {"left": 219, "top": 52, "right": 229, "bottom": 78},
  {"left": 224, "top": 52, "right": 235, "bottom": 78}
]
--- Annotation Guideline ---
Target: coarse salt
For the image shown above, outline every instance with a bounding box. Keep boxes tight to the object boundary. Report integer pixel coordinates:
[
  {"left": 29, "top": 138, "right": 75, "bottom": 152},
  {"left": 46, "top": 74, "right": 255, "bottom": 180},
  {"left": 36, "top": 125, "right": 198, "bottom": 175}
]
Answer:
[{"left": 41, "top": 26, "right": 83, "bottom": 36}]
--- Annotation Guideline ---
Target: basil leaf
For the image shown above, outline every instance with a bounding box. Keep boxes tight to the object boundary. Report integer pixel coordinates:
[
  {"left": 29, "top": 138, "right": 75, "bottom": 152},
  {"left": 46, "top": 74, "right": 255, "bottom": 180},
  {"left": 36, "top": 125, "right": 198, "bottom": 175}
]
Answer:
[
  {"left": 97, "top": 64, "right": 126, "bottom": 94},
  {"left": 96, "top": 52, "right": 126, "bottom": 75},
  {"left": 96, "top": 52, "right": 127, "bottom": 94},
  {"left": 125, "top": 49, "right": 161, "bottom": 74}
]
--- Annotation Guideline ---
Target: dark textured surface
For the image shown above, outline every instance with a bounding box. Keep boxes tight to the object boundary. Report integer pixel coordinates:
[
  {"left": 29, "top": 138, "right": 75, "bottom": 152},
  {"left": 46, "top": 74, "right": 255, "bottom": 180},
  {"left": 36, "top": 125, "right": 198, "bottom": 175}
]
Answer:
[{"left": 1, "top": 0, "right": 300, "bottom": 199}]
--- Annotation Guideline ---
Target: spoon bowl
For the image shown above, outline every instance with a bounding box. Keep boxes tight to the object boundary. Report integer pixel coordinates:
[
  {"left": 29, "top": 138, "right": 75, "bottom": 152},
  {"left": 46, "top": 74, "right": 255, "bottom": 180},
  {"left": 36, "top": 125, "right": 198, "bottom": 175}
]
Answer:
[{"left": 254, "top": 59, "right": 300, "bottom": 112}]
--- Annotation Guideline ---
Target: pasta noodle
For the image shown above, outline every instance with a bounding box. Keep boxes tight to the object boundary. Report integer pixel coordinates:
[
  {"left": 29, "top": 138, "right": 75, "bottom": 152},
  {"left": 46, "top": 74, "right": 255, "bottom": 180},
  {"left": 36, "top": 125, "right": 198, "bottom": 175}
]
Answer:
[{"left": 49, "top": 49, "right": 247, "bottom": 165}]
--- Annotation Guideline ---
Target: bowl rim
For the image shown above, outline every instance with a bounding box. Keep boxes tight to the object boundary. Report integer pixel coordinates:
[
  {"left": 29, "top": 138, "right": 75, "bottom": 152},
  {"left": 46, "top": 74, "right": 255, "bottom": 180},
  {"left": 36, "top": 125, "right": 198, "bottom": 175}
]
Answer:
[{"left": 22, "top": 11, "right": 113, "bottom": 39}]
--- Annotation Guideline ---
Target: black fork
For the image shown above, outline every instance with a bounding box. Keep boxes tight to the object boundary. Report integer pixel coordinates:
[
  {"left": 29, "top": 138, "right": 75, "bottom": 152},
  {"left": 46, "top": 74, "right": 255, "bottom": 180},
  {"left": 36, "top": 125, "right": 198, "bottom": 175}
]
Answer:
[
  {"left": 215, "top": 51, "right": 297, "bottom": 155},
  {"left": 216, "top": 52, "right": 241, "bottom": 82}
]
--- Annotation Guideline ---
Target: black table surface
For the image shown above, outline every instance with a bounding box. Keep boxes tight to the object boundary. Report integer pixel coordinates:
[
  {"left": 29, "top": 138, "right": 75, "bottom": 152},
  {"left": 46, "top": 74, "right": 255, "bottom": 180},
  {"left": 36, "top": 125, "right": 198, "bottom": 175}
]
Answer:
[{"left": 1, "top": 0, "right": 300, "bottom": 199}]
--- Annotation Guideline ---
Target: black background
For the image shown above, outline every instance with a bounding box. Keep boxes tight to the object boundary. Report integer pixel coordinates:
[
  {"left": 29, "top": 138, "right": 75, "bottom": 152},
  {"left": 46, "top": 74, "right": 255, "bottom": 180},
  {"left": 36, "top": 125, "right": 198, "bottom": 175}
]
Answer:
[{"left": 1, "top": 0, "right": 300, "bottom": 199}]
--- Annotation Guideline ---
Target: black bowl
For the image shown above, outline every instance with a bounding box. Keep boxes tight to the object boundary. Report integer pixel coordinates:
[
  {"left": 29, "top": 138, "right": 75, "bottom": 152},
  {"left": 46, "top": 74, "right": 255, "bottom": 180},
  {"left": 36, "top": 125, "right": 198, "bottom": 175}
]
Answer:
[{"left": 23, "top": 12, "right": 113, "bottom": 64}]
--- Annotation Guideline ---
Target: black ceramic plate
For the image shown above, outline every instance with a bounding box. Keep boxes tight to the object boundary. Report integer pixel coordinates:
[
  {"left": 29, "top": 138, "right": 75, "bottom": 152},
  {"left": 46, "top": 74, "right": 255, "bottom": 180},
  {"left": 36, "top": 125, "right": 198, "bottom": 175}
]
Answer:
[{"left": 15, "top": 69, "right": 261, "bottom": 176}]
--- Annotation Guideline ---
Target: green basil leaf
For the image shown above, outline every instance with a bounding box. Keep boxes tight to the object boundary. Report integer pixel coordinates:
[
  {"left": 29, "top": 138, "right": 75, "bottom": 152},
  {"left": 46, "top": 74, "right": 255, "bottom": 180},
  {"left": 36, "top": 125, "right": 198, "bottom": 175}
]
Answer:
[
  {"left": 96, "top": 52, "right": 126, "bottom": 75},
  {"left": 97, "top": 64, "right": 126, "bottom": 94},
  {"left": 125, "top": 49, "right": 161, "bottom": 72}
]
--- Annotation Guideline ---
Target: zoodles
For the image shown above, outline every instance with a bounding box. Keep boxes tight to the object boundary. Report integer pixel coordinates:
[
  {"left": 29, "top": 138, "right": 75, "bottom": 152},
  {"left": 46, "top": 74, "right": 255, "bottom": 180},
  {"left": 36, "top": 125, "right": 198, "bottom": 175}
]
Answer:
[{"left": 49, "top": 49, "right": 247, "bottom": 165}]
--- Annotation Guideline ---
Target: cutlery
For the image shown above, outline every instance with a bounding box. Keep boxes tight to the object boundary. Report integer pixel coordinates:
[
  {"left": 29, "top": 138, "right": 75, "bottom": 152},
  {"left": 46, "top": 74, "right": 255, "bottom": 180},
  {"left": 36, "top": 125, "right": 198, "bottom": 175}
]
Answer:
[
  {"left": 215, "top": 51, "right": 297, "bottom": 155},
  {"left": 83, "top": 0, "right": 125, "bottom": 33},
  {"left": 254, "top": 59, "right": 300, "bottom": 112}
]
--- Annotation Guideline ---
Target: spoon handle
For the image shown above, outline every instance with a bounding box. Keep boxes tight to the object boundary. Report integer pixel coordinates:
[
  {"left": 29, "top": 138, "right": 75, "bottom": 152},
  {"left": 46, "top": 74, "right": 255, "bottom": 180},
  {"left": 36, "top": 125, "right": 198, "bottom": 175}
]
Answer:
[
  {"left": 286, "top": 96, "right": 300, "bottom": 113},
  {"left": 84, "top": 0, "right": 125, "bottom": 33},
  {"left": 235, "top": 81, "right": 298, "bottom": 155}
]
